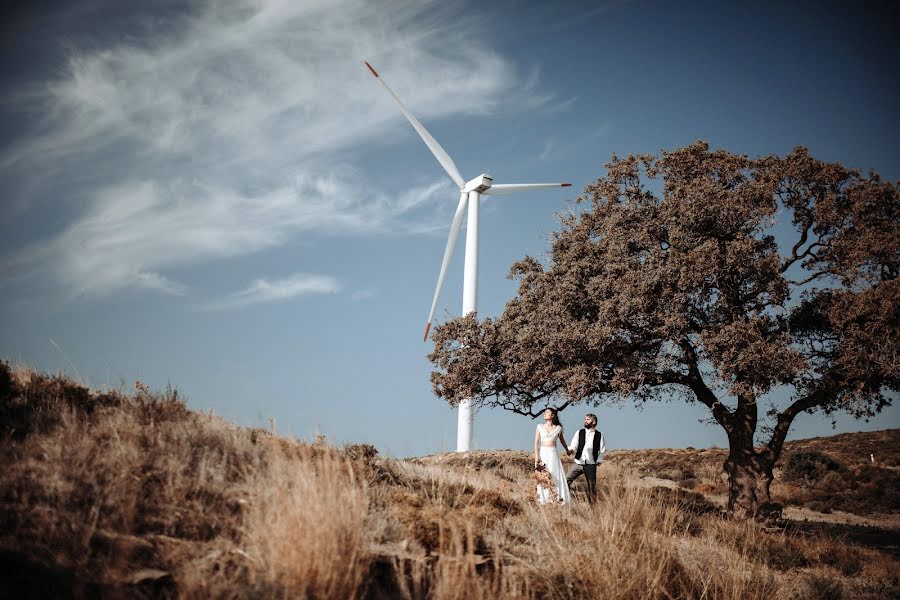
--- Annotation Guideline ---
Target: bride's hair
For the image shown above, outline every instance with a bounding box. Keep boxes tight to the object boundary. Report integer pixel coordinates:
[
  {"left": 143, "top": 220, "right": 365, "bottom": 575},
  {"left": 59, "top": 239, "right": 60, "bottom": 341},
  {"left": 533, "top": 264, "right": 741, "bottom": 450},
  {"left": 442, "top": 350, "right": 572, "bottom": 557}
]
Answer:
[{"left": 546, "top": 407, "right": 561, "bottom": 428}]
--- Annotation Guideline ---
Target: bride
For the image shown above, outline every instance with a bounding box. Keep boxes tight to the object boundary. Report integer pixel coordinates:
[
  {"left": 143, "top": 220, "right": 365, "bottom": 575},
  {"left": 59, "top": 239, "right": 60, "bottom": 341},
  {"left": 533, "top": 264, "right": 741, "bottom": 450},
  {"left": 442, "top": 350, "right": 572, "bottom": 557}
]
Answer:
[{"left": 533, "top": 408, "right": 571, "bottom": 506}]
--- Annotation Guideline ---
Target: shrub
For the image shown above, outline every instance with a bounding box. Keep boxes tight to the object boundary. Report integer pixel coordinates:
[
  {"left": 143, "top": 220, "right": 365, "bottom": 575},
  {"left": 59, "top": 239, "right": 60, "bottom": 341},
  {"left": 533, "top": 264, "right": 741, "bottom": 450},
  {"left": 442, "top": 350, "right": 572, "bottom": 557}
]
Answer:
[
  {"left": 0, "top": 364, "right": 125, "bottom": 439},
  {"left": 783, "top": 449, "right": 843, "bottom": 483},
  {"left": 799, "top": 570, "right": 843, "bottom": 600},
  {"left": 345, "top": 443, "right": 378, "bottom": 463},
  {"left": 678, "top": 478, "right": 699, "bottom": 490},
  {"left": 802, "top": 500, "right": 833, "bottom": 514}
]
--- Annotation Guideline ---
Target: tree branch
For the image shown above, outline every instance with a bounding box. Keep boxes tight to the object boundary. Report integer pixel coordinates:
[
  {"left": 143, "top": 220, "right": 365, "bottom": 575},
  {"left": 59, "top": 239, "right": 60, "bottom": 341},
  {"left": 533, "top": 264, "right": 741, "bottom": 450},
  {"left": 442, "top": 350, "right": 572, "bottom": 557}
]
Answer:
[
  {"left": 763, "top": 384, "right": 828, "bottom": 464},
  {"left": 788, "top": 270, "right": 832, "bottom": 287},
  {"left": 492, "top": 398, "right": 573, "bottom": 420},
  {"left": 549, "top": 399, "right": 573, "bottom": 417},
  {"left": 643, "top": 369, "right": 691, "bottom": 387},
  {"left": 781, "top": 222, "right": 810, "bottom": 273},
  {"left": 496, "top": 400, "right": 543, "bottom": 418},
  {"left": 780, "top": 225, "right": 822, "bottom": 274},
  {"left": 510, "top": 384, "right": 558, "bottom": 405},
  {"left": 484, "top": 382, "right": 567, "bottom": 418},
  {"left": 679, "top": 339, "right": 734, "bottom": 431}
]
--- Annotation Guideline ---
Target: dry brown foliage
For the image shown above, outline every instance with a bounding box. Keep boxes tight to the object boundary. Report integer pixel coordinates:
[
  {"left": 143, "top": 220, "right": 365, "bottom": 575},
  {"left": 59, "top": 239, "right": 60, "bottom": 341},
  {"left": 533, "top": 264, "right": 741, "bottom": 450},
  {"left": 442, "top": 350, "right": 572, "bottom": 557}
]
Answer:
[{"left": 1, "top": 363, "right": 898, "bottom": 598}]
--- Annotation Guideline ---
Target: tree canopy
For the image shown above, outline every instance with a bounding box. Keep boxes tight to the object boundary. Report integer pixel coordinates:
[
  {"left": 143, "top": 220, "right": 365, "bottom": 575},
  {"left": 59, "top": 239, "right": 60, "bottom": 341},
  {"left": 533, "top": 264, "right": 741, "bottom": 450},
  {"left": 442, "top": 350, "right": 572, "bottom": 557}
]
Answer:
[{"left": 428, "top": 141, "right": 899, "bottom": 519}]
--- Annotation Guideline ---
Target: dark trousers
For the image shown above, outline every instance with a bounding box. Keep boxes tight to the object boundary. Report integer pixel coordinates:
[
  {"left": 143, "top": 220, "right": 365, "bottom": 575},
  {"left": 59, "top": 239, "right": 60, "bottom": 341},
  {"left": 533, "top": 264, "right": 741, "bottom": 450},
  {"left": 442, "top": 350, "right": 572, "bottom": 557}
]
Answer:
[{"left": 566, "top": 463, "right": 598, "bottom": 502}]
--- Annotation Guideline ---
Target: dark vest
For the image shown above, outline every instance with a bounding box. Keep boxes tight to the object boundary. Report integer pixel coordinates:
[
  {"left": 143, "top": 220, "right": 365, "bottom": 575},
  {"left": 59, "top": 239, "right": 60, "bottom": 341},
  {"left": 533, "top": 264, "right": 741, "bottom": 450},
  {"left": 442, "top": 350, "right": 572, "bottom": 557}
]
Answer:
[{"left": 575, "top": 429, "right": 603, "bottom": 462}]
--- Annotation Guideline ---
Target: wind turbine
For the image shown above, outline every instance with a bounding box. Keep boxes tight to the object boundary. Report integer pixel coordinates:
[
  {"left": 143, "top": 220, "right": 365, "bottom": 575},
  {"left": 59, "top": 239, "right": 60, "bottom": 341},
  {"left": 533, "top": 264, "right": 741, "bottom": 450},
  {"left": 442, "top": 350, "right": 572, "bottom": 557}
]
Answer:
[{"left": 365, "top": 61, "right": 570, "bottom": 452}]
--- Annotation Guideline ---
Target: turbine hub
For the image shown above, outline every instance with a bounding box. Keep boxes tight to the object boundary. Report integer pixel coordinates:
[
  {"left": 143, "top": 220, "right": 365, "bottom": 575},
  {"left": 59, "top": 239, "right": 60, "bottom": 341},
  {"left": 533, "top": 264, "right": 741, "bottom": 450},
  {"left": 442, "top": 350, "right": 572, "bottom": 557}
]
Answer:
[{"left": 463, "top": 174, "right": 493, "bottom": 194}]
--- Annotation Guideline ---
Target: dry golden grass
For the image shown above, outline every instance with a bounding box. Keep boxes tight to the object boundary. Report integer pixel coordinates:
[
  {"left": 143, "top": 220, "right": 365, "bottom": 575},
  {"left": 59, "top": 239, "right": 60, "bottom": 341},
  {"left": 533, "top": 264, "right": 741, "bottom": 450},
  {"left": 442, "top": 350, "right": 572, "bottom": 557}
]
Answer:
[
  {"left": 240, "top": 447, "right": 370, "bottom": 598},
  {"left": 1, "top": 363, "right": 898, "bottom": 599},
  {"left": 606, "top": 430, "right": 900, "bottom": 516}
]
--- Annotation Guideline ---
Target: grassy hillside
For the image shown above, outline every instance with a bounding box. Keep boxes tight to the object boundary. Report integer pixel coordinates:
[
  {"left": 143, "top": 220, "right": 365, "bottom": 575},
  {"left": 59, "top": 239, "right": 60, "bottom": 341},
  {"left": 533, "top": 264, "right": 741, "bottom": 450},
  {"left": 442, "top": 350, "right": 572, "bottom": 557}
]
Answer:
[
  {"left": 1, "top": 363, "right": 898, "bottom": 599},
  {"left": 603, "top": 430, "right": 900, "bottom": 516}
]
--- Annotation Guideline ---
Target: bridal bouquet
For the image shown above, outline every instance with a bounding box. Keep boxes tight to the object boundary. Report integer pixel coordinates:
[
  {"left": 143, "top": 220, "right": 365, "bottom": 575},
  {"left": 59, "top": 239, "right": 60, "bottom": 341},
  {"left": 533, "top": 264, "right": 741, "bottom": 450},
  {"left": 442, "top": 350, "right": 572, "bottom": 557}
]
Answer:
[{"left": 531, "top": 461, "right": 559, "bottom": 503}]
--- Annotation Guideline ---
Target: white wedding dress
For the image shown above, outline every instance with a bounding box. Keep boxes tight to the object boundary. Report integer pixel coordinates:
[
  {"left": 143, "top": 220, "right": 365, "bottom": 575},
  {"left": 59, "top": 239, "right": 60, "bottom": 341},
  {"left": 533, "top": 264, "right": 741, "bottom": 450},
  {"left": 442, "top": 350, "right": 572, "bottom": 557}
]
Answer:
[{"left": 536, "top": 424, "right": 571, "bottom": 506}]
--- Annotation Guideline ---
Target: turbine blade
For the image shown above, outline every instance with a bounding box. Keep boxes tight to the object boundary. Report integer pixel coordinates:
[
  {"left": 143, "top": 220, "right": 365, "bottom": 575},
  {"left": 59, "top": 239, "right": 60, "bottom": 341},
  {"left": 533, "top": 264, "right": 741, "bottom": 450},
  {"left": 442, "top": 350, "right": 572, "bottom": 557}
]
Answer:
[
  {"left": 425, "top": 192, "right": 468, "bottom": 341},
  {"left": 365, "top": 61, "right": 466, "bottom": 190},
  {"left": 482, "top": 183, "right": 572, "bottom": 196}
]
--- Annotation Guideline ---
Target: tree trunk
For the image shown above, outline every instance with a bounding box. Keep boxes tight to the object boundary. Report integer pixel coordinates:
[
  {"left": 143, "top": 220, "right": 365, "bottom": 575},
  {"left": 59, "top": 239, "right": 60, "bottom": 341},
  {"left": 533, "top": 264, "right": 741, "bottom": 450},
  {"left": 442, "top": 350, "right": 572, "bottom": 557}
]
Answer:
[{"left": 724, "top": 449, "right": 781, "bottom": 524}]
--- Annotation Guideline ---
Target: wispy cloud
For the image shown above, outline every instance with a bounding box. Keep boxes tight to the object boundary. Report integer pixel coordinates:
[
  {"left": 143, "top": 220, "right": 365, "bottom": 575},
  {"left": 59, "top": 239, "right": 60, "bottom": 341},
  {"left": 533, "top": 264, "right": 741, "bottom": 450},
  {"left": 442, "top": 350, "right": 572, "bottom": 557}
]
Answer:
[
  {"left": 210, "top": 273, "right": 339, "bottom": 309},
  {"left": 543, "top": 96, "right": 578, "bottom": 114},
  {"left": 1, "top": 0, "right": 557, "bottom": 297},
  {"left": 350, "top": 289, "right": 375, "bottom": 301},
  {"left": 3, "top": 1, "right": 522, "bottom": 173},
  {"left": 9, "top": 171, "right": 452, "bottom": 297},
  {"left": 548, "top": 0, "right": 634, "bottom": 31},
  {"left": 538, "top": 139, "right": 555, "bottom": 161}
]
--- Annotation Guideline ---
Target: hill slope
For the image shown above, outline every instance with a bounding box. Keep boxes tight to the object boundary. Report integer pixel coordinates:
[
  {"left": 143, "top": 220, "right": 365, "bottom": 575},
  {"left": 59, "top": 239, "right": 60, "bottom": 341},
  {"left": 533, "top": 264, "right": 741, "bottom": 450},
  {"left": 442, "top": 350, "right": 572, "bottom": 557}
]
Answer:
[
  {"left": 1, "top": 363, "right": 897, "bottom": 599},
  {"left": 604, "top": 429, "right": 900, "bottom": 516}
]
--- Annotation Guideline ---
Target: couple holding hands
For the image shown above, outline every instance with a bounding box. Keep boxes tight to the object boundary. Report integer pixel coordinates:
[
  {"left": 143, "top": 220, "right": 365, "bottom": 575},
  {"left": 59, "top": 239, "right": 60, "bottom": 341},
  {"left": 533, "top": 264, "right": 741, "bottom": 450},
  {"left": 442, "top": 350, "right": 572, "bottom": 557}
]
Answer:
[{"left": 534, "top": 408, "right": 606, "bottom": 506}]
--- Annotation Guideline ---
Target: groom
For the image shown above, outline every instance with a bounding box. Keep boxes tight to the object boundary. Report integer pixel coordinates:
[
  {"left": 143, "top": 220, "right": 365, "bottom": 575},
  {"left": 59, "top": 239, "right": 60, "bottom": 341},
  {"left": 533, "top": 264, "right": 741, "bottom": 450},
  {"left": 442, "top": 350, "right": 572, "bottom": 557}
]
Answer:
[{"left": 566, "top": 413, "right": 606, "bottom": 503}]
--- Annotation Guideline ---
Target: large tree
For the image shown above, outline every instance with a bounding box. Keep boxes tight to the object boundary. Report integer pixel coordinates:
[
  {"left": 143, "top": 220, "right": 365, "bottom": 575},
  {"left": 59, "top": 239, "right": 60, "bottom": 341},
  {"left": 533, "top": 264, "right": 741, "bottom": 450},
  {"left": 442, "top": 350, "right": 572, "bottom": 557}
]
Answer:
[{"left": 428, "top": 141, "right": 899, "bottom": 521}]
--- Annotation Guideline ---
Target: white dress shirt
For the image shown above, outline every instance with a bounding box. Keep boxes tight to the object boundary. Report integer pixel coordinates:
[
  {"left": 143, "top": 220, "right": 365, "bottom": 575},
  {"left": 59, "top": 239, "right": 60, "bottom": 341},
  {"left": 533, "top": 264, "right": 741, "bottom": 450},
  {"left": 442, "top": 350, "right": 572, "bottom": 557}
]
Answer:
[{"left": 569, "top": 428, "right": 606, "bottom": 465}]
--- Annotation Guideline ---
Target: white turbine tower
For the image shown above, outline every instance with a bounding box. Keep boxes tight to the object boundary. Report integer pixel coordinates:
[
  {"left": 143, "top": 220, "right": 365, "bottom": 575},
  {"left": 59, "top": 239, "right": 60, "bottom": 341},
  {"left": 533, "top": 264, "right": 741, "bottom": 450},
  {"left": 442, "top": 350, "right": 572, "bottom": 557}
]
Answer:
[{"left": 365, "top": 61, "right": 570, "bottom": 452}]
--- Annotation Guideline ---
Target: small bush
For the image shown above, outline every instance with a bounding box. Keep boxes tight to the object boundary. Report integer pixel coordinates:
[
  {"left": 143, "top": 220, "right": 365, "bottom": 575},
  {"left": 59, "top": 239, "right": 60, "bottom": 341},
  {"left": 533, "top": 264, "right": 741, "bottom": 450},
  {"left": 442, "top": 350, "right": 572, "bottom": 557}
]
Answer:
[
  {"left": 816, "top": 543, "right": 863, "bottom": 577},
  {"left": 678, "top": 478, "right": 699, "bottom": 490},
  {"left": 783, "top": 450, "right": 843, "bottom": 483},
  {"left": 800, "top": 570, "right": 843, "bottom": 600},
  {"left": 344, "top": 443, "right": 378, "bottom": 463},
  {"left": 658, "top": 468, "right": 684, "bottom": 481},
  {"left": 802, "top": 500, "right": 833, "bottom": 514}
]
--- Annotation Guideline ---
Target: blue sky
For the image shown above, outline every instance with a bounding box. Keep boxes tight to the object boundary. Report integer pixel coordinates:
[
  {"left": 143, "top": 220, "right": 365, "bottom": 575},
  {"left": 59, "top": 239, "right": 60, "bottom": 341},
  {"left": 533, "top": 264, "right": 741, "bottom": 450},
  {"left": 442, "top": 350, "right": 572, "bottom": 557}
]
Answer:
[{"left": 1, "top": 0, "right": 898, "bottom": 456}]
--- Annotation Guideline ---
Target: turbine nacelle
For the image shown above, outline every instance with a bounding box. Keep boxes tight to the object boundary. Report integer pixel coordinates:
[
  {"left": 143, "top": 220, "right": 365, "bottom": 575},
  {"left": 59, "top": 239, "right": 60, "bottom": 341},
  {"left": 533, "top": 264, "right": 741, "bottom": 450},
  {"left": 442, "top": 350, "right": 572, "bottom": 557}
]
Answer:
[{"left": 463, "top": 174, "right": 493, "bottom": 194}]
